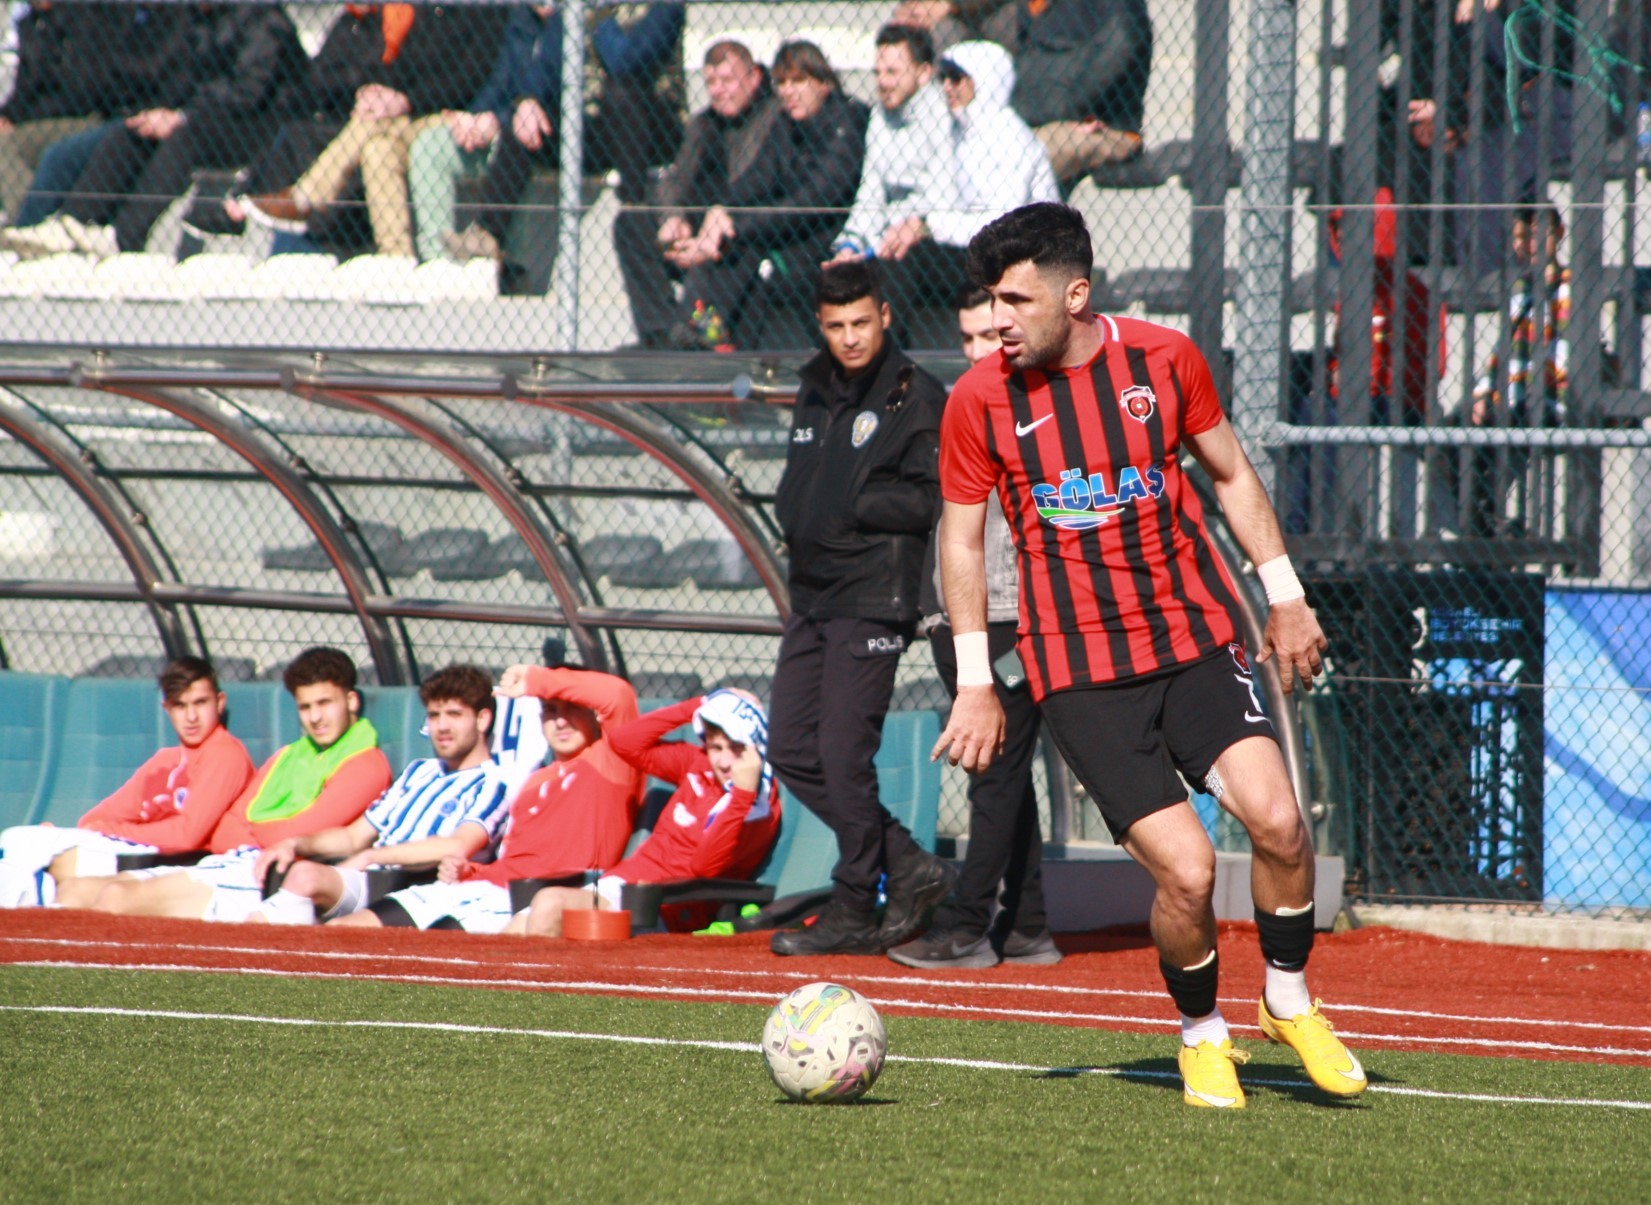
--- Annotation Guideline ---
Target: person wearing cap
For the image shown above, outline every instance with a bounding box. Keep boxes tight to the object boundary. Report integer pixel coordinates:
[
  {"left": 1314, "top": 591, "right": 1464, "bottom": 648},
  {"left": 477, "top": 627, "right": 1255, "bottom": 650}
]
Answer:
[{"left": 518, "top": 687, "right": 782, "bottom": 936}]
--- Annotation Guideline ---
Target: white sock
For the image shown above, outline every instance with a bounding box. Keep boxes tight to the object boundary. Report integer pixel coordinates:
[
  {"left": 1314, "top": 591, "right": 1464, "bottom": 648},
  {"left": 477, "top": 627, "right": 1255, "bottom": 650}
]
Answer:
[
  {"left": 1181, "top": 1008, "right": 1230, "bottom": 1047},
  {"left": 258, "top": 888, "right": 317, "bottom": 926},
  {"left": 1265, "top": 965, "right": 1312, "bottom": 1020}
]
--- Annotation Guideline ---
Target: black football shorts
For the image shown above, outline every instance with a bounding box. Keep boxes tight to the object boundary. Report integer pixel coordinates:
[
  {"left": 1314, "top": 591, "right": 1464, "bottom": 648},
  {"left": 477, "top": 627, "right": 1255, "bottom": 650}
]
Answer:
[{"left": 1039, "top": 642, "right": 1277, "bottom": 841}]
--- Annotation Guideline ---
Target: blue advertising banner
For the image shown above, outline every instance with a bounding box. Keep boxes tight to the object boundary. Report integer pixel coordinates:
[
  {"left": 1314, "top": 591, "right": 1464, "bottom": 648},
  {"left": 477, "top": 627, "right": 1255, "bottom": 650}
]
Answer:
[{"left": 1544, "top": 591, "right": 1651, "bottom": 910}]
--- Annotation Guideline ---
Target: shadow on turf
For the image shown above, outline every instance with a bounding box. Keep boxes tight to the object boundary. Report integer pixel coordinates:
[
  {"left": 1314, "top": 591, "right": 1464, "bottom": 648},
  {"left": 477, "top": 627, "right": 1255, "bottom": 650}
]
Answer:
[
  {"left": 1034, "top": 1059, "right": 1382, "bottom": 1109},
  {"left": 771, "top": 1097, "right": 899, "bottom": 1107}
]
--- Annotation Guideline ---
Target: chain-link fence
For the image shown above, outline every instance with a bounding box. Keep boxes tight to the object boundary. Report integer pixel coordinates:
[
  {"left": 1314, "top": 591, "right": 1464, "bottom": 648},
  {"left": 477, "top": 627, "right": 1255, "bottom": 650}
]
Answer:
[{"left": 3, "top": 1, "right": 1651, "bottom": 918}]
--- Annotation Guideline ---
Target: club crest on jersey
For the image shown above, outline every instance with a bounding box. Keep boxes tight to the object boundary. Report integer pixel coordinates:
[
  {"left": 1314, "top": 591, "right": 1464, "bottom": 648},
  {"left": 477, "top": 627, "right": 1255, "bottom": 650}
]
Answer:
[
  {"left": 1120, "top": 384, "right": 1157, "bottom": 423},
  {"left": 851, "top": 410, "right": 879, "bottom": 447},
  {"left": 1031, "top": 464, "right": 1166, "bottom": 530}
]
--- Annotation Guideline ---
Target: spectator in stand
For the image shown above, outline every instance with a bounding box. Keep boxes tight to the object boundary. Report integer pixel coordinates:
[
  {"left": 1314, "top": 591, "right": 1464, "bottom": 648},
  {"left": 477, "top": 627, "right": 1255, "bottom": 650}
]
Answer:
[
  {"left": 1, "top": 5, "right": 310, "bottom": 260},
  {"left": 333, "top": 663, "right": 643, "bottom": 934},
  {"left": 246, "top": 665, "right": 513, "bottom": 925},
  {"left": 70, "top": 646, "right": 393, "bottom": 920},
  {"left": 923, "top": 42, "right": 1059, "bottom": 254},
  {"left": 582, "top": 2, "right": 689, "bottom": 235},
  {"left": 184, "top": 5, "right": 449, "bottom": 246},
  {"left": 660, "top": 40, "right": 868, "bottom": 350},
  {"left": 827, "top": 24, "right": 960, "bottom": 332},
  {"left": 520, "top": 687, "right": 782, "bottom": 936},
  {"left": 892, "top": 0, "right": 1151, "bottom": 188},
  {"left": 1454, "top": 204, "right": 1571, "bottom": 535},
  {"left": 2, "top": 3, "right": 196, "bottom": 231},
  {"left": 0, "top": 2, "right": 103, "bottom": 225},
  {"left": 0, "top": 657, "right": 254, "bottom": 910},
  {"left": 242, "top": 5, "right": 511, "bottom": 259},
  {"left": 888, "top": 283, "right": 1060, "bottom": 970},
  {"left": 410, "top": 4, "right": 561, "bottom": 267},
  {"left": 616, "top": 40, "right": 779, "bottom": 349}
]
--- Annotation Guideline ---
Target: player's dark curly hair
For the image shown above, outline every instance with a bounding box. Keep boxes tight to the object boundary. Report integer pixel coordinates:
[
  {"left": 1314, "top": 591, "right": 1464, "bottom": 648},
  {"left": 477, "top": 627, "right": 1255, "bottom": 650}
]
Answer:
[
  {"left": 967, "top": 202, "right": 1093, "bottom": 290},
  {"left": 158, "top": 656, "right": 219, "bottom": 703},
  {"left": 816, "top": 258, "right": 884, "bottom": 309},
  {"left": 419, "top": 663, "right": 494, "bottom": 718},
  {"left": 282, "top": 646, "right": 358, "bottom": 695}
]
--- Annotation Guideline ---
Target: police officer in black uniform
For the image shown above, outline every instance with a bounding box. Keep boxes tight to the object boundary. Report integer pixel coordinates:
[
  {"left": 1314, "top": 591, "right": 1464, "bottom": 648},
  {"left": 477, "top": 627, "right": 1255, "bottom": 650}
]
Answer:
[{"left": 768, "top": 259, "right": 954, "bottom": 956}]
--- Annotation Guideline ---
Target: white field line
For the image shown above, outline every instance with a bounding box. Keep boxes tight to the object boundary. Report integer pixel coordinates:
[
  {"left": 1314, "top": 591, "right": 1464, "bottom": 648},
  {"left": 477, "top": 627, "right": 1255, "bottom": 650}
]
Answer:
[
  {"left": 11, "top": 958, "right": 1651, "bottom": 1060},
  {"left": 2, "top": 1002, "right": 1649, "bottom": 1113},
  {"left": 4, "top": 934, "right": 1647, "bottom": 1037}
]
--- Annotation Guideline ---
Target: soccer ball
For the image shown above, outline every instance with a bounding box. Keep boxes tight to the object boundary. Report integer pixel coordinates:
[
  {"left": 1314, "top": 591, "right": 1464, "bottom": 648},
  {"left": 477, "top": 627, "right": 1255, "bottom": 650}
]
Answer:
[{"left": 761, "top": 982, "right": 886, "bottom": 1103}]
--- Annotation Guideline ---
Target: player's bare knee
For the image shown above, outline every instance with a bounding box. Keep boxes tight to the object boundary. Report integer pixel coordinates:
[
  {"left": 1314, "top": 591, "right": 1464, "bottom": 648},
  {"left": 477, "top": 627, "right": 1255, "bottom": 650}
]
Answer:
[
  {"left": 93, "top": 878, "right": 138, "bottom": 914},
  {"left": 1244, "top": 797, "right": 1310, "bottom": 862},
  {"left": 1155, "top": 854, "right": 1216, "bottom": 911},
  {"left": 327, "top": 909, "right": 380, "bottom": 928},
  {"left": 279, "top": 860, "right": 326, "bottom": 899},
  {"left": 525, "top": 890, "right": 565, "bottom": 938}
]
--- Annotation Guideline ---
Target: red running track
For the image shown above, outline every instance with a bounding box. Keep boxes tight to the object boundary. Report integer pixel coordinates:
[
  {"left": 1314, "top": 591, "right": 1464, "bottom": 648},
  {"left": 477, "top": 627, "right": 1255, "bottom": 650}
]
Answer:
[{"left": 1, "top": 911, "right": 1646, "bottom": 1067}]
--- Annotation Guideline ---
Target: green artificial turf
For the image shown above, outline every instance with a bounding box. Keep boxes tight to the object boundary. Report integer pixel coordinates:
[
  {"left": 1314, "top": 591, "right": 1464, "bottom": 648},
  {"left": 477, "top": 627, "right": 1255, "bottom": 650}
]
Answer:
[{"left": 2, "top": 967, "right": 1647, "bottom": 1203}]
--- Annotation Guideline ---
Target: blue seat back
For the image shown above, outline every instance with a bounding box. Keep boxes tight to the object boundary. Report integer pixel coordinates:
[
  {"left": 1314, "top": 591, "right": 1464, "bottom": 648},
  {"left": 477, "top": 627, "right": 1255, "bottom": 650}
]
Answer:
[
  {"left": 34, "top": 678, "right": 170, "bottom": 826},
  {"left": 221, "top": 682, "right": 290, "bottom": 769},
  {"left": 758, "top": 709, "right": 942, "bottom": 897},
  {"left": 0, "top": 672, "right": 70, "bottom": 829},
  {"left": 359, "top": 685, "right": 428, "bottom": 775}
]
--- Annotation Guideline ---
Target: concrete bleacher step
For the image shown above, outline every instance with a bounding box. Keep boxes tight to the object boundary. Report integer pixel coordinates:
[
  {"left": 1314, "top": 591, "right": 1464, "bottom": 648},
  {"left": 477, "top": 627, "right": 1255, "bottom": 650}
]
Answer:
[
  {"left": 174, "top": 254, "right": 260, "bottom": 301},
  {"left": 330, "top": 255, "right": 422, "bottom": 306},
  {"left": 247, "top": 253, "right": 339, "bottom": 301},
  {"left": 95, "top": 254, "right": 187, "bottom": 302}
]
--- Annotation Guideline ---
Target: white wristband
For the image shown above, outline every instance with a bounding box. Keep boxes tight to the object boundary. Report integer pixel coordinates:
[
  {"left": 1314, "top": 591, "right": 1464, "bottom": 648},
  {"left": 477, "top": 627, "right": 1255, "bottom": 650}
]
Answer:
[
  {"left": 953, "top": 630, "right": 994, "bottom": 687},
  {"left": 1256, "top": 555, "right": 1306, "bottom": 605}
]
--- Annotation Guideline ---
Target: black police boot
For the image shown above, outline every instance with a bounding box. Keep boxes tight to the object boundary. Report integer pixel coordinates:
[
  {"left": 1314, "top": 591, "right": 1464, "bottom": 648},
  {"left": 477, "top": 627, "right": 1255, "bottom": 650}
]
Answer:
[
  {"left": 770, "top": 900, "right": 885, "bottom": 956},
  {"left": 877, "top": 848, "right": 958, "bottom": 949}
]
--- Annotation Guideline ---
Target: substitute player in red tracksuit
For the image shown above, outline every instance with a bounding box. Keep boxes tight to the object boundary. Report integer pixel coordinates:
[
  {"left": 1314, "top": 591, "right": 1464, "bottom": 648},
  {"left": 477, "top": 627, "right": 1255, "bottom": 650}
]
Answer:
[{"left": 520, "top": 688, "right": 781, "bottom": 936}]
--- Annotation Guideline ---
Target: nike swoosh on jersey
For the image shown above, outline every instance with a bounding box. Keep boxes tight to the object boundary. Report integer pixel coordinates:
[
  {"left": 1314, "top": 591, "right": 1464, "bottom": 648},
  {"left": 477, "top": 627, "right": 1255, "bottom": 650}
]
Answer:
[{"left": 1015, "top": 415, "right": 1053, "bottom": 436}]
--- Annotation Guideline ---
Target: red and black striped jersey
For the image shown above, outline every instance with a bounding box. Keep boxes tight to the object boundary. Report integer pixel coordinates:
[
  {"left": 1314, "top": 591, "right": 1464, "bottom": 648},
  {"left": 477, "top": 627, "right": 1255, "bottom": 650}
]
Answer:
[{"left": 939, "top": 314, "right": 1244, "bottom": 699}]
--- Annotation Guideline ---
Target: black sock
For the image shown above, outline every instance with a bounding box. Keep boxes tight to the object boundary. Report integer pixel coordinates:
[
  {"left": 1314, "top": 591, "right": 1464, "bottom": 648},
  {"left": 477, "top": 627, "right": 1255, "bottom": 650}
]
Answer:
[
  {"left": 1255, "top": 907, "right": 1314, "bottom": 972},
  {"left": 1160, "top": 951, "right": 1219, "bottom": 1018}
]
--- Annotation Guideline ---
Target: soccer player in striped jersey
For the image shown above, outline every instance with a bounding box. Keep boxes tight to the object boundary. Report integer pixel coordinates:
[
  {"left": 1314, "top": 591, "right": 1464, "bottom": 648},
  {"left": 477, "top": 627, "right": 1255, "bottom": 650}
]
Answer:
[
  {"left": 933, "top": 203, "right": 1366, "bottom": 1108},
  {"left": 250, "top": 664, "right": 512, "bottom": 925}
]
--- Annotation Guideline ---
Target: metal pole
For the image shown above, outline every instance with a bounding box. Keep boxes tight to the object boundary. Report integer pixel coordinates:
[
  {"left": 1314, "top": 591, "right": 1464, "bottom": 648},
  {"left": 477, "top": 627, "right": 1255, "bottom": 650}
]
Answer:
[
  {"left": 554, "top": 0, "right": 587, "bottom": 351},
  {"left": 1231, "top": 0, "right": 1296, "bottom": 497}
]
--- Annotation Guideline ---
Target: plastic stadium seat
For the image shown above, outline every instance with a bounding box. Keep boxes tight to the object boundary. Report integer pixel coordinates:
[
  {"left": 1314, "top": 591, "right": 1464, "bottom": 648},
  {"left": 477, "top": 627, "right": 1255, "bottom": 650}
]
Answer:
[
  {"left": 247, "top": 253, "right": 338, "bottom": 301},
  {"left": 34, "top": 677, "right": 173, "bottom": 825},
  {"left": 174, "top": 254, "right": 260, "bottom": 301},
  {"left": 391, "top": 527, "right": 490, "bottom": 577},
  {"left": 582, "top": 534, "right": 664, "bottom": 579},
  {"left": 413, "top": 257, "right": 498, "bottom": 302},
  {"left": 359, "top": 685, "right": 428, "bottom": 774},
  {"left": 222, "top": 681, "right": 292, "bottom": 768},
  {"left": 0, "top": 672, "right": 69, "bottom": 829},
  {"left": 436, "top": 534, "right": 536, "bottom": 581},
  {"left": 20, "top": 253, "right": 98, "bottom": 300},
  {"left": 262, "top": 520, "right": 404, "bottom": 574},
  {"left": 672, "top": 538, "right": 763, "bottom": 590},
  {"left": 329, "top": 254, "right": 420, "bottom": 305},
  {"left": 94, "top": 253, "right": 185, "bottom": 301}
]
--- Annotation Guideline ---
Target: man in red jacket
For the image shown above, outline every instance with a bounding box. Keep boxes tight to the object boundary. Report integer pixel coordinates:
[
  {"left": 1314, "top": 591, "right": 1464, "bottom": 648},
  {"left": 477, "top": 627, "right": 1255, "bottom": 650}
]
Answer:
[
  {"left": 518, "top": 687, "right": 782, "bottom": 936},
  {"left": 332, "top": 663, "right": 644, "bottom": 933},
  {"left": 72, "top": 646, "right": 392, "bottom": 920},
  {"left": 0, "top": 656, "right": 254, "bottom": 909}
]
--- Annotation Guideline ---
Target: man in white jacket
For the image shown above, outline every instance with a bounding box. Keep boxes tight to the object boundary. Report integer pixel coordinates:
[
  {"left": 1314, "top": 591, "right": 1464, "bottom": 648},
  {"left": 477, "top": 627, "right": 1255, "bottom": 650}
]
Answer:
[
  {"left": 826, "top": 23, "right": 960, "bottom": 337},
  {"left": 831, "top": 34, "right": 1058, "bottom": 344},
  {"left": 926, "top": 41, "right": 1060, "bottom": 248}
]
